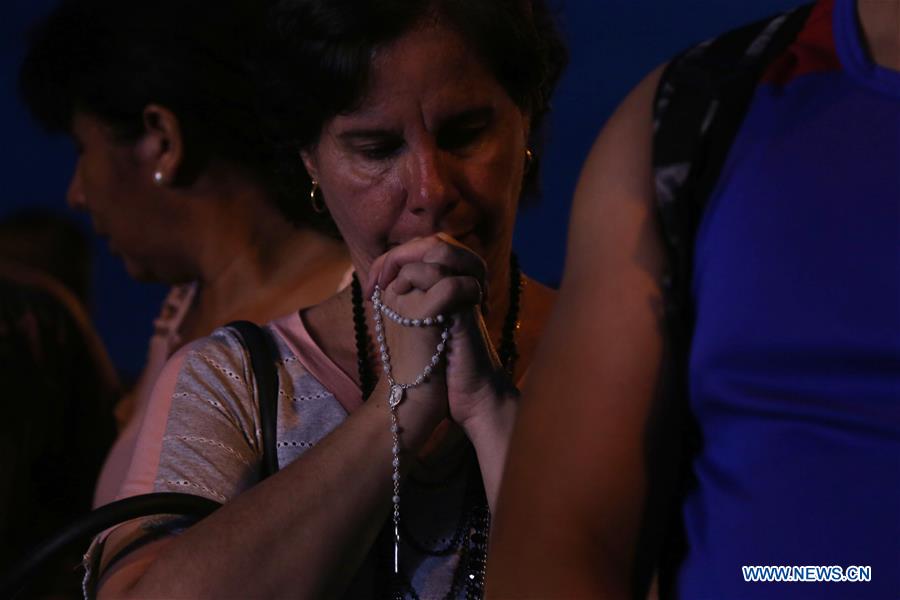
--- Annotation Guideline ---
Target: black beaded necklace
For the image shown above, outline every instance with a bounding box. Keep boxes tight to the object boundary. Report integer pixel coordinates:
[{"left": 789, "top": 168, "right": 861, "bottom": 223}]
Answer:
[
  {"left": 350, "top": 254, "right": 522, "bottom": 600},
  {"left": 351, "top": 273, "right": 378, "bottom": 399},
  {"left": 351, "top": 253, "right": 522, "bottom": 401},
  {"left": 496, "top": 253, "right": 522, "bottom": 377}
]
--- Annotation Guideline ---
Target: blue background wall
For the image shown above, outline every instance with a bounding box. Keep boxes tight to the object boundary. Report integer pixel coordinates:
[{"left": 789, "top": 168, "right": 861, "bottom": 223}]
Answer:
[{"left": 1, "top": 0, "right": 805, "bottom": 378}]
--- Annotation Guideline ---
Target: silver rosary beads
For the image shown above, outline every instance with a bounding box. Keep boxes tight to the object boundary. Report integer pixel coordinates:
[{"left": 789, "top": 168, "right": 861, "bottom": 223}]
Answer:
[{"left": 371, "top": 285, "right": 451, "bottom": 573}]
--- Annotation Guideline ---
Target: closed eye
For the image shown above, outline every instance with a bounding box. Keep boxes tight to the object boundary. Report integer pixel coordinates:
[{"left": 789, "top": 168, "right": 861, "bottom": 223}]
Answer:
[
  {"left": 438, "top": 125, "right": 487, "bottom": 150},
  {"left": 437, "top": 107, "right": 494, "bottom": 151},
  {"left": 338, "top": 127, "right": 404, "bottom": 161},
  {"left": 356, "top": 139, "right": 403, "bottom": 160}
]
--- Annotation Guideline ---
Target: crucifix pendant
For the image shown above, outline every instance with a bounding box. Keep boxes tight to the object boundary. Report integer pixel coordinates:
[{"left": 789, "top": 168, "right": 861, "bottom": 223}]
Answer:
[{"left": 389, "top": 384, "right": 404, "bottom": 409}]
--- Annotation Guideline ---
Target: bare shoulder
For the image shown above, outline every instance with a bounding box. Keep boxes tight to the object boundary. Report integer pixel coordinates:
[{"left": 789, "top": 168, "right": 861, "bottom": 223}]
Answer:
[
  {"left": 571, "top": 63, "right": 667, "bottom": 236},
  {"left": 563, "top": 63, "right": 668, "bottom": 295},
  {"left": 588, "top": 61, "right": 666, "bottom": 166}
]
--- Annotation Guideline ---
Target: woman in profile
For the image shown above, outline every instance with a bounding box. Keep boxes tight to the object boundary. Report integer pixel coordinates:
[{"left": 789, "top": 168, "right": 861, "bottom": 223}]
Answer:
[{"left": 20, "top": 0, "right": 352, "bottom": 507}]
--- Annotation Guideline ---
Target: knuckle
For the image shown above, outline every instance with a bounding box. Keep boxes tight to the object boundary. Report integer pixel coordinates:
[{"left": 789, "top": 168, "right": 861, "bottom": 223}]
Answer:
[{"left": 432, "top": 244, "right": 454, "bottom": 264}]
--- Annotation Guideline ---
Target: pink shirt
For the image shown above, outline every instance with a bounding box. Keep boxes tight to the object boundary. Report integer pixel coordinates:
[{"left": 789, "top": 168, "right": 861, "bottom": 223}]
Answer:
[
  {"left": 93, "top": 283, "right": 196, "bottom": 507},
  {"left": 115, "top": 309, "right": 360, "bottom": 501}
]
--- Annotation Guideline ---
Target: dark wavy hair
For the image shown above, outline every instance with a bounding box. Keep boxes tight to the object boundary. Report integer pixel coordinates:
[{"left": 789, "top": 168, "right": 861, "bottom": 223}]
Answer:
[
  {"left": 19, "top": 0, "right": 331, "bottom": 231},
  {"left": 259, "top": 0, "right": 568, "bottom": 199}
]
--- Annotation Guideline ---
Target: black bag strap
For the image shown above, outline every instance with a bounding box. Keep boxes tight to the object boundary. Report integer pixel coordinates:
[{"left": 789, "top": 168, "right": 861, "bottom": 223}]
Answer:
[
  {"left": 227, "top": 320, "right": 281, "bottom": 480},
  {"left": 645, "top": 5, "right": 815, "bottom": 599},
  {"left": 0, "top": 493, "right": 221, "bottom": 599}
]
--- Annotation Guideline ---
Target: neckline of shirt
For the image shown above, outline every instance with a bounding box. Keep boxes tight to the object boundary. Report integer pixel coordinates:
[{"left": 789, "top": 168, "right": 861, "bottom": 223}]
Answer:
[{"left": 834, "top": 0, "right": 900, "bottom": 98}]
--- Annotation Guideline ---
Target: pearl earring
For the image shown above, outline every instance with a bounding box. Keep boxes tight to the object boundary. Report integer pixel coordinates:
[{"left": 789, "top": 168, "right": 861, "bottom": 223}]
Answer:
[{"left": 153, "top": 171, "right": 165, "bottom": 185}]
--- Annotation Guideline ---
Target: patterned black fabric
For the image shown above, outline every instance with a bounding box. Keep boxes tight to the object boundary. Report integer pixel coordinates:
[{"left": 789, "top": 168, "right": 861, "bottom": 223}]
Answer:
[{"left": 643, "top": 5, "right": 815, "bottom": 597}]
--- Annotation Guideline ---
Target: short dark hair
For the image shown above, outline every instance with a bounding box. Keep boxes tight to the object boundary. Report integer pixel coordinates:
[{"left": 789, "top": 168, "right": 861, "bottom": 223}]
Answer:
[
  {"left": 260, "top": 0, "right": 568, "bottom": 197},
  {"left": 19, "top": 0, "right": 330, "bottom": 230}
]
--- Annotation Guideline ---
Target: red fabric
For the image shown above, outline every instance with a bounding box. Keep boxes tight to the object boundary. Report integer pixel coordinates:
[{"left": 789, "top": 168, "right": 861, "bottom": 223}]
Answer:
[{"left": 762, "top": 0, "right": 842, "bottom": 86}]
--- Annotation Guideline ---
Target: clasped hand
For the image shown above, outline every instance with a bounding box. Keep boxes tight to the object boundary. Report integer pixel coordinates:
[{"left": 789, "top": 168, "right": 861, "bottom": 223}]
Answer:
[{"left": 366, "top": 233, "right": 506, "bottom": 429}]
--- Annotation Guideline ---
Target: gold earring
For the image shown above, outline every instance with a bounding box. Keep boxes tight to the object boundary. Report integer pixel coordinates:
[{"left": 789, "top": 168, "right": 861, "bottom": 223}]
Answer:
[
  {"left": 309, "top": 180, "right": 326, "bottom": 214},
  {"left": 524, "top": 148, "right": 534, "bottom": 172}
]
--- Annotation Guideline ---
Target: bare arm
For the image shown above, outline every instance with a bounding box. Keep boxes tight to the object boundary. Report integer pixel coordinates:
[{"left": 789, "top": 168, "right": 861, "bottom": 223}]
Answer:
[
  {"left": 97, "top": 331, "right": 446, "bottom": 599},
  {"left": 487, "top": 65, "right": 669, "bottom": 598}
]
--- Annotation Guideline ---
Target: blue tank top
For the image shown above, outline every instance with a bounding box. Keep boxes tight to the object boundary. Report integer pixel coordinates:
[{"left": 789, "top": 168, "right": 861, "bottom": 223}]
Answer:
[{"left": 679, "top": 0, "right": 900, "bottom": 597}]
